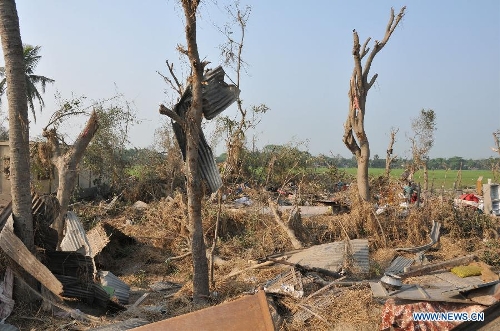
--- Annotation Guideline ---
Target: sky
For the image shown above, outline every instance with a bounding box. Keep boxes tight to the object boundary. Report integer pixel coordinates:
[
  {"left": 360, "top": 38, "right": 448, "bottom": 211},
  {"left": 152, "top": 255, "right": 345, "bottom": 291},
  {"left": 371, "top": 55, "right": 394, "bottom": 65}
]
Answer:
[{"left": 1, "top": 0, "right": 499, "bottom": 159}]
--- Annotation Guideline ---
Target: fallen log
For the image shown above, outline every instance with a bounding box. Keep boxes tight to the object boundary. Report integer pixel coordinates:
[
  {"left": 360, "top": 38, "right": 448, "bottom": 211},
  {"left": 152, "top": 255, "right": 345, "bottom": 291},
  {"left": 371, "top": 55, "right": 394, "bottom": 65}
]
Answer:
[{"left": 268, "top": 200, "right": 303, "bottom": 250}]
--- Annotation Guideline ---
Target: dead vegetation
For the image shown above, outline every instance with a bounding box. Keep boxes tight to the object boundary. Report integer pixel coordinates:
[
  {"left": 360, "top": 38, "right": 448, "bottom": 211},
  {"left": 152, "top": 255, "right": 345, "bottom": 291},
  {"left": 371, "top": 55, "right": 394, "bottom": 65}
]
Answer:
[{"left": 3, "top": 175, "right": 499, "bottom": 330}]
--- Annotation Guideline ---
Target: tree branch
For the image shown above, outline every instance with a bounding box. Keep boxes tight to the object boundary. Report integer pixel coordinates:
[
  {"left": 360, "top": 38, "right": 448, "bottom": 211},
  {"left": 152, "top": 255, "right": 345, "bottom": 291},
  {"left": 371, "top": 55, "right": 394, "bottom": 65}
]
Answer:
[
  {"left": 367, "top": 73, "right": 378, "bottom": 90},
  {"left": 42, "top": 128, "right": 61, "bottom": 159},
  {"left": 362, "top": 6, "right": 406, "bottom": 84},
  {"left": 157, "top": 60, "right": 184, "bottom": 96},
  {"left": 69, "top": 110, "right": 99, "bottom": 161},
  {"left": 352, "top": 31, "right": 363, "bottom": 88},
  {"left": 159, "top": 104, "right": 186, "bottom": 128},
  {"left": 360, "top": 37, "right": 371, "bottom": 59},
  {"left": 167, "top": 60, "right": 183, "bottom": 95}
]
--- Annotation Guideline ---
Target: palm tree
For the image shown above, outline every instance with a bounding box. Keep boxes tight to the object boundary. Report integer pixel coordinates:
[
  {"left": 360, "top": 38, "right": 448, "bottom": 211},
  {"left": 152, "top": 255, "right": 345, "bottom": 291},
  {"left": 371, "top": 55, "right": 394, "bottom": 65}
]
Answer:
[
  {"left": 0, "top": 0, "right": 35, "bottom": 253},
  {"left": 0, "top": 44, "right": 54, "bottom": 122}
]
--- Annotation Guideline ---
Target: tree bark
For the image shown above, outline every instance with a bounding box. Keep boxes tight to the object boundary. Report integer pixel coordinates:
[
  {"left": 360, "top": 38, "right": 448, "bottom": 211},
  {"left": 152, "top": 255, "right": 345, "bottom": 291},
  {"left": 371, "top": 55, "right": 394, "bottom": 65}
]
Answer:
[
  {"left": 181, "top": 0, "right": 210, "bottom": 303},
  {"left": 0, "top": 0, "right": 34, "bottom": 253},
  {"left": 44, "top": 111, "right": 99, "bottom": 247}
]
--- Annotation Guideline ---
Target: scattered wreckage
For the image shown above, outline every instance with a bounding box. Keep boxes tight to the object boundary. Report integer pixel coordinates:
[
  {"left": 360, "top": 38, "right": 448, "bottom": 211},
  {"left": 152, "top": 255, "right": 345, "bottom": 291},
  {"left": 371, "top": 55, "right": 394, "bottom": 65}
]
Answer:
[{"left": 1, "top": 177, "right": 500, "bottom": 330}]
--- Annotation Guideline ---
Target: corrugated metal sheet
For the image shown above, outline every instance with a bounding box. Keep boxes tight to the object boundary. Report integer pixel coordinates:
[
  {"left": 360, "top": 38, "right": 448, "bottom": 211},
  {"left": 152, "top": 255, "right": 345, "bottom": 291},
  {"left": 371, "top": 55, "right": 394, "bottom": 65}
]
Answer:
[
  {"left": 385, "top": 256, "right": 415, "bottom": 275},
  {"left": 199, "top": 66, "right": 240, "bottom": 120},
  {"left": 396, "top": 220, "right": 441, "bottom": 253},
  {"left": 370, "top": 270, "right": 498, "bottom": 304},
  {"left": 60, "top": 211, "right": 91, "bottom": 255},
  {"left": 172, "top": 110, "right": 222, "bottom": 194},
  {"left": 87, "top": 223, "right": 110, "bottom": 258},
  {"left": 286, "top": 239, "right": 369, "bottom": 275},
  {"left": 98, "top": 271, "right": 130, "bottom": 305},
  {"left": 46, "top": 251, "right": 94, "bottom": 281},
  {"left": 171, "top": 66, "right": 238, "bottom": 194},
  {"left": 0, "top": 323, "right": 18, "bottom": 331}
]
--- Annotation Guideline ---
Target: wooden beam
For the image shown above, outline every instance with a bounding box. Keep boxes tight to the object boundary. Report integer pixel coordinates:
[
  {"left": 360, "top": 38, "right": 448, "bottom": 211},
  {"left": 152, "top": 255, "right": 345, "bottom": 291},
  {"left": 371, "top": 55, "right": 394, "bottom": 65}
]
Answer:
[
  {"left": 401, "top": 255, "right": 477, "bottom": 279},
  {"left": 0, "top": 216, "right": 63, "bottom": 297}
]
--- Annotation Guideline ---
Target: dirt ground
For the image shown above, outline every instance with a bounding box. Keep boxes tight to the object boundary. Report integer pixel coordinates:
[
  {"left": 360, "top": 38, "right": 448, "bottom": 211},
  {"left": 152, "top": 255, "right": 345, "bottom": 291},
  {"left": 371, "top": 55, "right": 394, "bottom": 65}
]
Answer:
[{"left": 3, "top": 190, "right": 500, "bottom": 331}]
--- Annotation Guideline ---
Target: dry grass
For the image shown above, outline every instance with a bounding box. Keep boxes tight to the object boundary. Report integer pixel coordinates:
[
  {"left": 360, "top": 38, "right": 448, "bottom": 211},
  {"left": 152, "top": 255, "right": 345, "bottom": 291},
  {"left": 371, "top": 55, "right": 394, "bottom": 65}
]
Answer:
[{"left": 5, "top": 177, "right": 500, "bottom": 330}]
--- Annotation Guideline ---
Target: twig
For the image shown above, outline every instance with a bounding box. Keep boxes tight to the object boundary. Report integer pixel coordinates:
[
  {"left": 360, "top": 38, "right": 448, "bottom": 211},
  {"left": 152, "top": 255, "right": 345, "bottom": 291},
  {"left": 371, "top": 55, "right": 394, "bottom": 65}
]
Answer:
[
  {"left": 18, "top": 316, "right": 46, "bottom": 322},
  {"left": 297, "top": 304, "right": 330, "bottom": 325},
  {"left": 222, "top": 261, "right": 274, "bottom": 280},
  {"left": 128, "top": 293, "right": 150, "bottom": 310},
  {"left": 336, "top": 218, "right": 351, "bottom": 241},
  {"left": 372, "top": 211, "right": 387, "bottom": 247},
  {"left": 306, "top": 276, "right": 346, "bottom": 300},
  {"left": 56, "top": 320, "right": 77, "bottom": 331},
  {"left": 210, "top": 192, "right": 223, "bottom": 287},
  {"left": 165, "top": 251, "right": 192, "bottom": 264}
]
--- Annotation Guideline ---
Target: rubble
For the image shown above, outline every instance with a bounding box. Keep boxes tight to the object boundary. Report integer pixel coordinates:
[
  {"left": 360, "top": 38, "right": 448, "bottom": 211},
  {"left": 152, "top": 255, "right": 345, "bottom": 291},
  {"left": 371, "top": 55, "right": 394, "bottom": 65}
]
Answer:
[{"left": 285, "top": 239, "right": 370, "bottom": 275}]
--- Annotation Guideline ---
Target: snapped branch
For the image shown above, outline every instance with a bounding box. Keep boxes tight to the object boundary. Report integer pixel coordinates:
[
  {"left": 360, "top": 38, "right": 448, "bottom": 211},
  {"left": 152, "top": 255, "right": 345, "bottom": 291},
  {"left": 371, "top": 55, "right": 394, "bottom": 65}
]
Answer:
[
  {"left": 159, "top": 104, "right": 186, "bottom": 128},
  {"left": 71, "top": 110, "right": 99, "bottom": 161}
]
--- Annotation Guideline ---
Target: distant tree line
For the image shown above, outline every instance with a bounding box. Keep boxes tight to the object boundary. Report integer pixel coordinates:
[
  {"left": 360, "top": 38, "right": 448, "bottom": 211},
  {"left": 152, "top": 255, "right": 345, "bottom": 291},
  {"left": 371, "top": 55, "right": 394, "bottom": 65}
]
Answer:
[{"left": 216, "top": 147, "right": 499, "bottom": 172}]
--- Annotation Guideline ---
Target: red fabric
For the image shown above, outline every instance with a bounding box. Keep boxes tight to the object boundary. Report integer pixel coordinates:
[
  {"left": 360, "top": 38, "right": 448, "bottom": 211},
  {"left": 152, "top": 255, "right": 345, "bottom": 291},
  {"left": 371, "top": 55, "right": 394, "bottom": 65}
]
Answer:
[
  {"left": 380, "top": 299, "right": 484, "bottom": 331},
  {"left": 459, "top": 194, "right": 479, "bottom": 203}
]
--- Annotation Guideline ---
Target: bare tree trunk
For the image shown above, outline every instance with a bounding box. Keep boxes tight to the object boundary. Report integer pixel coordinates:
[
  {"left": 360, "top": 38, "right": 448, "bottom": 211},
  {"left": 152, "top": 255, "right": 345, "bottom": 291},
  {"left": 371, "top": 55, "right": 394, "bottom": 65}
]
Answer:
[
  {"left": 181, "top": 0, "right": 210, "bottom": 303},
  {"left": 43, "top": 111, "right": 99, "bottom": 247},
  {"left": 343, "top": 7, "right": 406, "bottom": 202},
  {"left": 0, "top": 0, "right": 34, "bottom": 253},
  {"left": 385, "top": 128, "right": 398, "bottom": 178},
  {"left": 357, "top": 144, "right": 370, "bottom": 200}
]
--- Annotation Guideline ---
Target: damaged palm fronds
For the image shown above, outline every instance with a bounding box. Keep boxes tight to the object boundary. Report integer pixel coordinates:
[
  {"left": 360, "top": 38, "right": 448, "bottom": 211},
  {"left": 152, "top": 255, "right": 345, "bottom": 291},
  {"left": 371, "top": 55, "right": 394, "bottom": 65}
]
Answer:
[{"left": 159, "top": 66, "right": 239, "bottom": 194}]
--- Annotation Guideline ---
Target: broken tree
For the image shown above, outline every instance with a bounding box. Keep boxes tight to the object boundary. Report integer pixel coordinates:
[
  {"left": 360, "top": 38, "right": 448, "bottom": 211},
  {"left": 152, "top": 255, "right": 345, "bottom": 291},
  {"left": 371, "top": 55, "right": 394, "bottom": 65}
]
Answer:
[
  {"left": 159, "top": 0, "right": 238, "bottom": 303},
  {"left": 409, "top": 108, "right": 436, "bottom": 190},
  {"left": 342, "top": 6, "right": 406, "bottom": 201},
  {"left": 43, "top": 110, "right": 99, "bottom": 247}
]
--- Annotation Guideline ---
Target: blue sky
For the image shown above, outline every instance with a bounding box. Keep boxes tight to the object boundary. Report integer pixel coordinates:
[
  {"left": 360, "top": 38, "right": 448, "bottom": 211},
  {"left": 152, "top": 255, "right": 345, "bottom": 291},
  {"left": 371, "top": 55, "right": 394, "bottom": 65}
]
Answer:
[{"left": 2, "top": 0, "right": 499, "bottom": 159}]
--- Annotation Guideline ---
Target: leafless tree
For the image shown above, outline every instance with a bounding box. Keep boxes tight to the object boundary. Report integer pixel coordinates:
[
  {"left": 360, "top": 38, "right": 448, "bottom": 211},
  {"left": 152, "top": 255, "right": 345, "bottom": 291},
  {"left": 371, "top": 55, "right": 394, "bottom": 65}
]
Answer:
[
  {"left": 492, "top": 130, "right": 500, "bottom": 156},
  {"left": 343, "top": 6, "right": 406, "bottom": 201},
  {"left": 385, "top": 127, "right": 399, "bottom": 178},
  {"left": 43, "top": 111, "right": 98, "bottom": 247},
  {"left": 160, "top": 0, "right": 209, "bottom": 303},
  {"left": 409, "top": 108, "right": 436, "bottom": 190}
]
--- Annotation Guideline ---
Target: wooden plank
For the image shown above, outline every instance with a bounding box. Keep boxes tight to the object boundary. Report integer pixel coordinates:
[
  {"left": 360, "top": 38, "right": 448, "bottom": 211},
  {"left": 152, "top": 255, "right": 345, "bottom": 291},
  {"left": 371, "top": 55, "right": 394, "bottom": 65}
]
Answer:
[
  {"left": 129, "top": 291, "right": 274, "bottom": 331},
  {"left": 401, "top": 255, "right": 477, "bottom": 278},
  {"left": 0, "top": 226, "right": 63, "bottom": 297}
]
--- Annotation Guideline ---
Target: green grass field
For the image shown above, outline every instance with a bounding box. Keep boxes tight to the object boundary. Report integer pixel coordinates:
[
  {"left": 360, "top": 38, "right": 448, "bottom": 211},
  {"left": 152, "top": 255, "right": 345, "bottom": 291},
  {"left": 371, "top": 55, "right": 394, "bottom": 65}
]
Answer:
[{"left": 340, "top": 168, "right": 497, "bottom": 190}]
